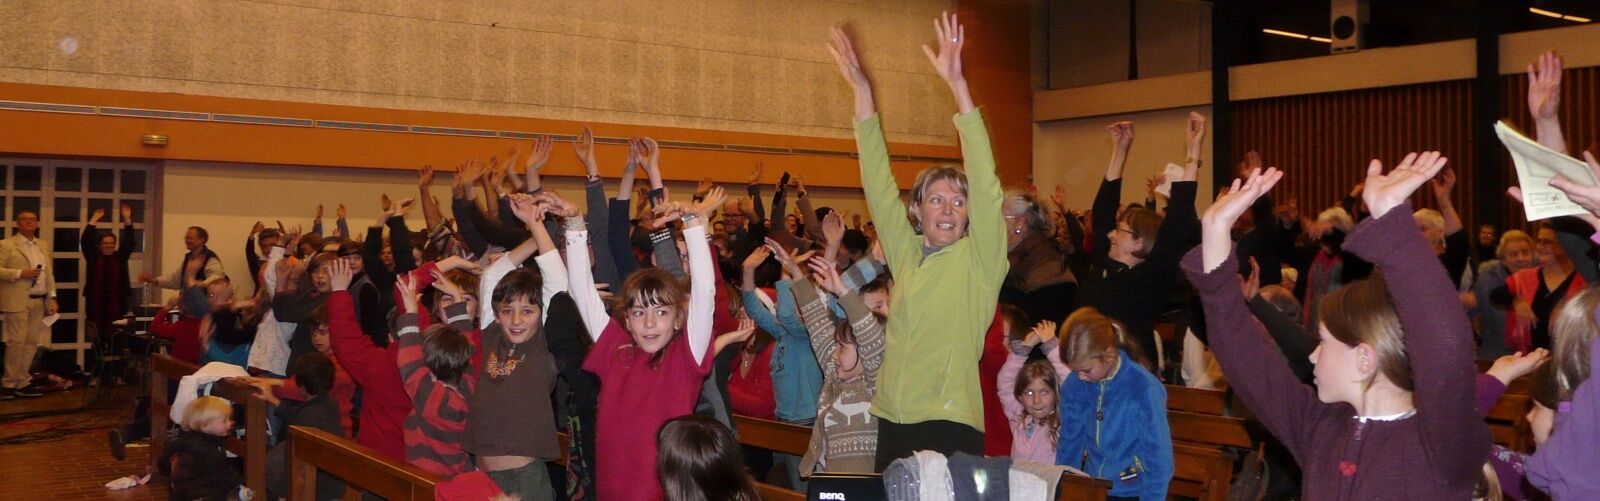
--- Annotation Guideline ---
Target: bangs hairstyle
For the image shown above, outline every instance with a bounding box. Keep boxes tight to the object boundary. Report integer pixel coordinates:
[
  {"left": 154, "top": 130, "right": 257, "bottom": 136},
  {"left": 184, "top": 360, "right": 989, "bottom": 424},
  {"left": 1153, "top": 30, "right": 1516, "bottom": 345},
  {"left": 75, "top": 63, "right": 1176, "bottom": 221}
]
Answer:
[
  {"left": 1548, "top": 285, "right": 1600, "bottom": 401},
  {"left": 491, "top": 267, "right": 544, "bottom": 309},
  {"left": 860, "top": 273, "right": 894, "bottom": 296},
  {"left": 1013, "top": 359, "right": 1062, "bottom": 446},
  {"left": 1318, "top": 274, "right": 1413, "bottom": 392},
  {"left": 306, "top": 252, "right": 342, "bottom": 276},
  {"left": 1118, "top": 207, "right": 1163, "bottom": 259},
  {"left": 656, "top": 415, "right": 759, "bottom": 501},
  {"left": 1059, "top": 307, "right": 1148, "bottom": 370},
  {"left": 443, "top": 269, "right": 480, "bottom": 299},
  {"left": 422, "top": 324, "right": 473, "bottom": 387},
  {"left": 623, "top": 268, "right": 688, "bottom": 311},
  {"left": 906, "top": 165, "right": 970, "bottom": 234},
  {"left": 182, "top": 396, "right": 232, "bottom": 432}
]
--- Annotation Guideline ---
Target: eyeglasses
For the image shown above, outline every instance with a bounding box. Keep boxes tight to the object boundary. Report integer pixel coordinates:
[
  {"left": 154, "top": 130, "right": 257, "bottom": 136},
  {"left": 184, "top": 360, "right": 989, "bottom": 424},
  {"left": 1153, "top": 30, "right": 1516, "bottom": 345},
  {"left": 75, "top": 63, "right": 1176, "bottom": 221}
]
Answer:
[{"left": 1113, "top": 226, "right": 1134, "bottom": 235}]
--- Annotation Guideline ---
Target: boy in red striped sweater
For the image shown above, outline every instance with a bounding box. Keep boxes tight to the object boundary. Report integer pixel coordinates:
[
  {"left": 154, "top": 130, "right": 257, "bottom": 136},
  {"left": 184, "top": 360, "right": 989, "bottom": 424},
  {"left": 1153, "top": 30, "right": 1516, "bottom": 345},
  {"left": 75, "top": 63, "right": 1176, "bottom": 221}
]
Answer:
[{"left": 393, "top": 272, "right": 476, "bottom": 477}]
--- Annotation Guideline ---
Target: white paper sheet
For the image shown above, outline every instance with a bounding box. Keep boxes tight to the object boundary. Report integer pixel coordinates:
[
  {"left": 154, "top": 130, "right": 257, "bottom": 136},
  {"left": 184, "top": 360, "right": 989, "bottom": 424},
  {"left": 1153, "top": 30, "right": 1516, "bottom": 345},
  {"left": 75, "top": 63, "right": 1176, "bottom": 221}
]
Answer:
[
  {"left": 1497, "top": 120, "right": 1599, "bottom": 221},
  {"left": 1154, "top": 163, "right": 1186, "bottom": 197}
]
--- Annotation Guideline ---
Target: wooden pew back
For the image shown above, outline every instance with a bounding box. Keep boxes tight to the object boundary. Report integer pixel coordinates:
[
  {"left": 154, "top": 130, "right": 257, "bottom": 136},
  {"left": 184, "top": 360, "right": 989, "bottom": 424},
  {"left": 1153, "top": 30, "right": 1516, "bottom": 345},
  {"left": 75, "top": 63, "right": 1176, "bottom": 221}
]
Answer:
[
  {"left": 288, "top": 426, "right": 438, "bottom": 501},
  {"left": 1169, "top": 442, "right": 1235, "bottom": 501},
  {"left": 1165, "top": 385, "right": 1228, "bottom": 415},
  {"left": 1168, "top": 410, "right": 1253, "bottom": 450}
]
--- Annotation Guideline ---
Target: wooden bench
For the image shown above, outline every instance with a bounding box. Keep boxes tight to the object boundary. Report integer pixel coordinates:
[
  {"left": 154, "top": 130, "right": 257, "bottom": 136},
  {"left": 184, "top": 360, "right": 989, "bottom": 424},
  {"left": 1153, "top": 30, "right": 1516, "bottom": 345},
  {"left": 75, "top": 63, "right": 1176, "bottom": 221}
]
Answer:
[
  {"left": 288, "top": 426, "right": 438, "bottom": 500},
  {"left": 1166, "top": 385, "right": 1228, "bottom": 415},
  {"left": 1168, "top": 410, "right": 1253, "bottom": 450},
  {"left": 1486, "top": 391, "right": 1534, "bottom": 452},
  {"left": 1057, "top": 473, "right": 1112, "bottom": 500},
  {"left": 151, "top": 354, "right": 270, "bottom": 497},
  {"left": 1169, "top": 442, "right": 1236, "bottom": 501}
]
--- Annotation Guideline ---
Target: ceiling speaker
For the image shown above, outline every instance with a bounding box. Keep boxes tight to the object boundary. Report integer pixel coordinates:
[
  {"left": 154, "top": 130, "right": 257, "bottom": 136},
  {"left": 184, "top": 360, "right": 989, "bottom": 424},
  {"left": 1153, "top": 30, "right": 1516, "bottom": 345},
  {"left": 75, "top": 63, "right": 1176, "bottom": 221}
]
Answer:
[{"left": 1330, "top": 0, "right": 1369, "bottom": 54}]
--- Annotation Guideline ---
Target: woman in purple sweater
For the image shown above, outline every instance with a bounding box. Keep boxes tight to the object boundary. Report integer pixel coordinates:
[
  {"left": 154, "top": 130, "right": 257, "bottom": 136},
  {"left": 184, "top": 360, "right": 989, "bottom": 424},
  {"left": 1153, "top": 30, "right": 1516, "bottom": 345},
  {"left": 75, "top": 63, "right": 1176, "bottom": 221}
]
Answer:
[{"left": 1182, "top": 154, "right": 1490, "bottom": 499}]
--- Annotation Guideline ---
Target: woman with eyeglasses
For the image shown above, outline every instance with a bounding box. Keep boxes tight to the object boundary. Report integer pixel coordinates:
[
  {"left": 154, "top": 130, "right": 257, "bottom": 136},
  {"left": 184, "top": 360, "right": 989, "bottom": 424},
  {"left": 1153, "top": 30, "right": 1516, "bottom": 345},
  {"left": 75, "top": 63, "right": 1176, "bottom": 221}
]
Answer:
[{"left": 1073, "top": 114, "right": 1206, "bottom": 369}]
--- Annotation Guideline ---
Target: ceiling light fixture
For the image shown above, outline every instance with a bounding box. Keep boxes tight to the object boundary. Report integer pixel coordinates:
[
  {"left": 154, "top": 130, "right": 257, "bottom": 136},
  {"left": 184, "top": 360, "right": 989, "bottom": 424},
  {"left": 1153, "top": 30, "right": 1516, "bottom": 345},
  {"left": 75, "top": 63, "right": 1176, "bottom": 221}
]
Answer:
[
  {"left": 1263, "top": 28, "right": 1331, "bottom": 43},
  {"left": 1530, "top": 7, "right": 1591, "bottom": 23}
]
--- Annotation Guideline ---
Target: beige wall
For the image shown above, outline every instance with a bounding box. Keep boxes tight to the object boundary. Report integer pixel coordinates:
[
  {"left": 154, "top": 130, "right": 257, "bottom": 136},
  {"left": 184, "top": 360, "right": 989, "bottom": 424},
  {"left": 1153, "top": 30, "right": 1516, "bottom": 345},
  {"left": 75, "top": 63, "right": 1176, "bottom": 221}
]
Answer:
[
  {"left": 0, "top": 0, "right": 957, "bottom": 145},
  {"left": 158, "top": 163, "right": 874, "bottom": 298},
  {"left": 1033, "top": 106, "right": 1214, "bottom": 213}
]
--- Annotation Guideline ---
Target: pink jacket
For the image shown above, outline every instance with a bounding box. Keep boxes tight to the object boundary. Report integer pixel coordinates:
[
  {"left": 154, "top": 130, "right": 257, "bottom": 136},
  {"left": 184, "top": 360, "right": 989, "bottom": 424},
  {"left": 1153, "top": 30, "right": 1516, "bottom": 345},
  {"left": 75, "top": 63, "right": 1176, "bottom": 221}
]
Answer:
[{"left": 997, "top": 340, "right": 1072, "bottom": 463}]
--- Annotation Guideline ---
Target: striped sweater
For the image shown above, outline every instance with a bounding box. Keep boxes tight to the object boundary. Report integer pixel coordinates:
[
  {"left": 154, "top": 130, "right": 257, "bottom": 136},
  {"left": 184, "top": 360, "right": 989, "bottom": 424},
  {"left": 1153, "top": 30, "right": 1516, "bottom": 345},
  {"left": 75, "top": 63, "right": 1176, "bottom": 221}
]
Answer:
[
  {"left": 396, "top": 303, "right": 477, "bottom": 478},
  {"left": 791, "top": 278, "right": 885, "bottom": 476}
]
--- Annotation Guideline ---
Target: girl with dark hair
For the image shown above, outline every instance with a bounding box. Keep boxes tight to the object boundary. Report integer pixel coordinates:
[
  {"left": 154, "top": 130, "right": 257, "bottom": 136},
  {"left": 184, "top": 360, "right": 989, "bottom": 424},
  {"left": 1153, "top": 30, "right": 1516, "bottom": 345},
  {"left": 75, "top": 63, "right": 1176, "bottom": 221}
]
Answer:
[
  {"left": 656, "top": 415, "right": 759, "bottom": 501},
  {"left": 566, "top": 187, "right": 754, "bottom": 500},
  {"left": 999, "top": 319, "right": 1070, "bottom": 463}
]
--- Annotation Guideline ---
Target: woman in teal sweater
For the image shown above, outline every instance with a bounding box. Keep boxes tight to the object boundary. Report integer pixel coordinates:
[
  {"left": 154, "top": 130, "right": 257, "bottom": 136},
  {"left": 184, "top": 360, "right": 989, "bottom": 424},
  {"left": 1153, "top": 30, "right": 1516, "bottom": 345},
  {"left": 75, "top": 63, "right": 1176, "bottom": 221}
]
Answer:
[{"left": 827, "top": 13, "right": 1009, "bottom": 470}]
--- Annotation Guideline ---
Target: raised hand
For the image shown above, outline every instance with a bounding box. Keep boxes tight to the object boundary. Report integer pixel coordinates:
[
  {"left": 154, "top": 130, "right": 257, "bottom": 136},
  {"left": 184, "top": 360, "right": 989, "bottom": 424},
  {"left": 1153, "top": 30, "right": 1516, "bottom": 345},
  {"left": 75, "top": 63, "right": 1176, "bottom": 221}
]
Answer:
[
  {"left": 1052, "top": 184, "right": 1067, "bottom": 210},
  {"left": 1430, "top": 167, "right": 1457, "bottom": 201},
  {"left": 336, "top": 204, "right": 347, "bottom": 220},
  {"left": 250, "top": 221, "right": 264, "bottom": 235},
  {"left": 381, "top": 194, "right": 393, "bottom": 212},
  {"left": 328, "top": 258, "right": 354, "bottom": 292},
  {"left": 742, "top": 245, "right": 772, "bottom": 271},
  {"left": 533, "top": 191, "right": 579, "bottom": 219},
  {"left": 748, "top": 162, "right": 764, "bottom": 185},
  {"left": 827, "top": 26, "right": 876, "bottom": 120},
  {"left": 765, "top": 237, "right": 814, "bottom": 278},
  {"left": 808, "top": 256, "right": 848, "bottom": 296},
  {"left": 696, "top": 178, "right": 714, "bottom": 199},
  {"left": 1487, "top": 348, "right": 1550, "bottom": 386},
  {"left": 639, "top": 137, "right": 661, "bottom": 173},
  {"left": 429, "top": 267, "right": 465, "bottom": 300},
  {"left": 1362, "top": 152, "right": 1448, "bottom": 219},
  {"left": 1186, "top": 112, "right": 1207, "bottom": 157},
  {"left": 1204, "top": 168, "right": 1283, "bottom": 231},
  {"left": 1027, "top": 320, "right": 1059, "bottom": 347},
  {"left": 396, "top": 274, "right": 421, "bottom": 314},
  {"left": 527, "top": 134, "right": 555, "bottom": 172},
  {"left": 690, "top": 186, "right": 726, "bottom": 223},
  {"left": 1509, "top": 151, "right": 1600, "bottom": 230},
  {"left": 571, "top": 128, "right": 594, "bottom": 169},
  {"left": 827, "top": 27, "right": 870, "bottom": 89},
  {"left": 921, "top": 11, "right": 966, "bottom": 85},
  {"left": 315, "top": 204, "right": 325, "bottom": 220},
  {"left": 1108, "top": 122, "right": 1134, "bottom": 150},
  {"left": 821, "top": 211, "right": 846, "bottom": 247},
  {"left": 121, "top": 204, "right": 133, "bottom": 222},
  {"left": 794, "top": 175, "right": 808, "bottom": 198},
  {"left": 1241, "top": 257, "right": 1261, "bottom": 300},
  {"left": 419, "top": 164, "right": 435, "bottom": 187},
  {"left": 509, "top": 193, "right": 545, "bottom": 224},
  {"left": 648, "top": 202, "right": 685, "bottom": 230},
  {"left": 1528, "top": 51, "right": 1563, "bottom": 123}
]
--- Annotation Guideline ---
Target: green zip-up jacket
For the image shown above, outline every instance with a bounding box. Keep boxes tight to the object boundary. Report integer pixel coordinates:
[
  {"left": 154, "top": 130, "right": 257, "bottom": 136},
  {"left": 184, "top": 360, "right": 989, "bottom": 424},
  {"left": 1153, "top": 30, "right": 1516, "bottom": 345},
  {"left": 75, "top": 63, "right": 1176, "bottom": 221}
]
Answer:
[{"left": 857, "top": 109, "right": 1007, "bottom": 431}]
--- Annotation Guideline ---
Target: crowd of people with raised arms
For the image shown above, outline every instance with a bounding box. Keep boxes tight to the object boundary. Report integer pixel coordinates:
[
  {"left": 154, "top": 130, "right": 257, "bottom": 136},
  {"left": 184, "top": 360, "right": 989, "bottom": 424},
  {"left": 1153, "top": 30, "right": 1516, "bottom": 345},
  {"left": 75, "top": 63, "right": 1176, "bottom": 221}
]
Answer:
[{"left": 111, "top": 12, "right": 1600, "bottom": 501}]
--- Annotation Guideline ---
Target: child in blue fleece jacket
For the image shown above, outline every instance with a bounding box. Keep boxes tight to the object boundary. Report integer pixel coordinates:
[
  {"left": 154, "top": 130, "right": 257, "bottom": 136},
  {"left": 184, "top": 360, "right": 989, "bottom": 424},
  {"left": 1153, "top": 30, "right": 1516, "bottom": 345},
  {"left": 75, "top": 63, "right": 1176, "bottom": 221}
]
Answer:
[{"left": 1055, "top": 307, "right": 1171, "bottom": 500}]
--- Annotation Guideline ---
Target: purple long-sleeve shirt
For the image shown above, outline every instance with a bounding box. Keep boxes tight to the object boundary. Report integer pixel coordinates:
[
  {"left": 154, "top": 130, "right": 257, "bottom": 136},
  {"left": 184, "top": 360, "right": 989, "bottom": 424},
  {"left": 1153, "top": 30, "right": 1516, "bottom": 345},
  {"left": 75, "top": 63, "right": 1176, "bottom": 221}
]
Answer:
[
  {"left": 1477, "top": 374, "right": 1531, "bottom": 501},
  {"left": 1182, "top": 203, "right": 1489, "bottom": 500},
  {"left": 1526, "top": 310, "right": 1600, "bottom": 498}
]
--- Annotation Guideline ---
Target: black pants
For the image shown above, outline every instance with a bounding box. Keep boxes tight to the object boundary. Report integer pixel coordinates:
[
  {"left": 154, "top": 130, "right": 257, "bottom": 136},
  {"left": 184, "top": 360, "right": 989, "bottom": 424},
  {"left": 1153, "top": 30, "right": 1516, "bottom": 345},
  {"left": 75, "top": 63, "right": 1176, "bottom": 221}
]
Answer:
[{"left": 873, "top": 419, "right": 984, "bottom": 472}]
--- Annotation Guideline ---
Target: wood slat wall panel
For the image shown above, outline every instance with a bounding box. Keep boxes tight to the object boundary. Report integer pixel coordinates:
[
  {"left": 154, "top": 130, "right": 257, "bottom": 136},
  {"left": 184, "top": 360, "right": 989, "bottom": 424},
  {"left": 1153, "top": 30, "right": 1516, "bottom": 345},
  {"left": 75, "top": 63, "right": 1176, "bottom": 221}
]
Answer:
[
  {"left": 1232, "top": 80, "right": 1476, "bottom": 226},
  {"left": 1233, "top": 64, "right": 1600, "bottom": 237}
]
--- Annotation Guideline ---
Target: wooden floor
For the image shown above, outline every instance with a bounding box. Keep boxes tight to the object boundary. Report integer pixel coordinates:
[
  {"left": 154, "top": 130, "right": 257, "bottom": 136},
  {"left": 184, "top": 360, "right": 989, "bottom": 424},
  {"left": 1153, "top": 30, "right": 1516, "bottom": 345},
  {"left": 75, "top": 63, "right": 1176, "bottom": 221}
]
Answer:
[{"left": 0, "top": 386, "right": 169, "bottom": 500}]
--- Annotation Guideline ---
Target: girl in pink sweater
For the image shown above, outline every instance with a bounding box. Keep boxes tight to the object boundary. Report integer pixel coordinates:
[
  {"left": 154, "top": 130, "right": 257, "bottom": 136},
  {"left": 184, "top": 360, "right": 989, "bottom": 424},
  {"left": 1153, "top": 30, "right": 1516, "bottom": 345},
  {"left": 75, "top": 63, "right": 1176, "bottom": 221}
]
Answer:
[{"left": 998, "top": 318, "right": 1071, "bottom": 463}]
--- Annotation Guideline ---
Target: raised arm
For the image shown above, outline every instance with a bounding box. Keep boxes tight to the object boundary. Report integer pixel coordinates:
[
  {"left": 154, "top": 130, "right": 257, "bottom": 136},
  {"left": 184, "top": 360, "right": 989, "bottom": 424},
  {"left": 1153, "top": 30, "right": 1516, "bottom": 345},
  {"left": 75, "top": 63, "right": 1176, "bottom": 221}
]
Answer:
[
  {"left": 1344, "top": 152, "right": 1488, "bottom": 486},
  {"left": 790, "top": 275, "right": 840, "bottom": 374},
  {"left": 419, "top": 165, "right": 443, "bottom": 232},
  {"left": 683, "top": 188, "right": 724, "bottom": 364},
  {"left": 1528, "top": 51, "right": 1567, "bottom": 154},
  {"left": 831, "top": 29, "right": 914, "bottom": 271},
  {"left": 1186, "top": 167, "right": 1328, "bottom": 458}
]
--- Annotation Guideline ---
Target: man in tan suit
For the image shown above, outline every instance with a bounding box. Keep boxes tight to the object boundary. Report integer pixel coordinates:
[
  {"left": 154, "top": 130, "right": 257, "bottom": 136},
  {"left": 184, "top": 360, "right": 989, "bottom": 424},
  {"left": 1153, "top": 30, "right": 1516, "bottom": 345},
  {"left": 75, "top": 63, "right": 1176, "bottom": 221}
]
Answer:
[{"left": 0, "top": 211, "right": 57, "bottom": 399}]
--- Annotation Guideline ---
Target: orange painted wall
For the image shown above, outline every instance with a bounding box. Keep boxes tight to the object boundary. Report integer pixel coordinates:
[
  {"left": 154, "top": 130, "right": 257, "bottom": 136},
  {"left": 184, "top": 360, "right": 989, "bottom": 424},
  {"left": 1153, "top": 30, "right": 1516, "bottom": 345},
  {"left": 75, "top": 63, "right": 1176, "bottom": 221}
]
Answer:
[
  {"left": 958, "top": 0, "right": 1034, "bottom": 188},
  {"left": 0, "top": 81, "right": 963, "bottom": 189}
]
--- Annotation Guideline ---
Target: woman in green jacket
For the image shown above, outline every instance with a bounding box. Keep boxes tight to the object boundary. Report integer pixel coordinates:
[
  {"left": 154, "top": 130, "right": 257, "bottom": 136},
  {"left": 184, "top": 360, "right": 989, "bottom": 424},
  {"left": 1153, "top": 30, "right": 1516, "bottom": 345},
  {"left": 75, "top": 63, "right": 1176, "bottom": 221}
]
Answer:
[{"left": 827, "top": 12, "right": 1009, "bottom": 470}]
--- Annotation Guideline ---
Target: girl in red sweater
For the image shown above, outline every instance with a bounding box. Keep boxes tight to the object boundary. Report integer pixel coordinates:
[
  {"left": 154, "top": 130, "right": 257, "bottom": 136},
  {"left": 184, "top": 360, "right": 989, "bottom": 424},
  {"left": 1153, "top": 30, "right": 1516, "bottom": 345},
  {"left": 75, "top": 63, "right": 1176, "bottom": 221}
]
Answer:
[{"left": 565, "top": 187, "right": 755, "bottom": 500}]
